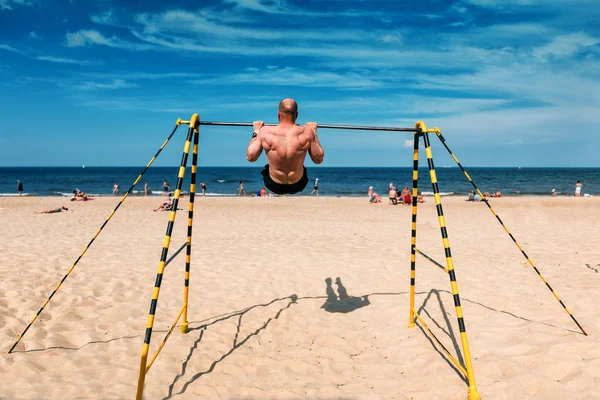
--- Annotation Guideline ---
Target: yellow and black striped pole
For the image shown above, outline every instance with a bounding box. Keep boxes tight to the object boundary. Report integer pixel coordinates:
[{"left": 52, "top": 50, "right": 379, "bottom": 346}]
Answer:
[
  {"left": 408, "top": 129, "right": 421, "bottom": 328},
  {"left": 136, "top": 114, "right": 198, "bottom": 400},
  {"left": 422, "top": 126, "right": 480, "bottom": 400},
  {"left": 8, "top": 124, "right": 181, "bottom": 354},
  {"left": 433, "top": 130, "right": 587, "bottom": 336},
  {"left": 180, "top": 121, "right": 200, "bottom": 334}
]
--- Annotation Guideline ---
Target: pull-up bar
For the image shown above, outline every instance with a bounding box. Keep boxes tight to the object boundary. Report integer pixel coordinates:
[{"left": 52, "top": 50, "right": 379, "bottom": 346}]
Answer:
[{"left": 197, "top": 121, "right": 418, "bottom": 132}]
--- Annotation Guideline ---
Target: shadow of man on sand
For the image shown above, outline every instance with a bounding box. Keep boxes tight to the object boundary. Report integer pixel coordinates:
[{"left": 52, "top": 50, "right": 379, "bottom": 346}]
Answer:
[{"left": 321, "top": 277, "right": 370, "bottom": 313}]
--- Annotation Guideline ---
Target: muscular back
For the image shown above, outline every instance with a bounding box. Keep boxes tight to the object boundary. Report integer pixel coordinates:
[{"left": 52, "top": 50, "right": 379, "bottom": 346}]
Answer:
[{"left": 260, "top": 124, "right": 314, "bottom": 184}]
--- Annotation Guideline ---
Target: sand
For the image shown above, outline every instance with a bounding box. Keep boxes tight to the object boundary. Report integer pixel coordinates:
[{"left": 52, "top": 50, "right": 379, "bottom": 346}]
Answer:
[{"left": 0, "top": 195, "right": 599, "bottom": 400}]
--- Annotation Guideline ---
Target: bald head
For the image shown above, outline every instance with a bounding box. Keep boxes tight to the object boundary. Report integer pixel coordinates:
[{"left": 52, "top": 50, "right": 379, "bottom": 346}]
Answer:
[{"left": 278, "top": 98, "right": 298, "bottom": 122}]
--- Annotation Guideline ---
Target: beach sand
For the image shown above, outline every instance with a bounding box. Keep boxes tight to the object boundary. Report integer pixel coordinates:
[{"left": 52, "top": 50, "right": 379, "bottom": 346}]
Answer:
[{"left": 1, "top": 195, "right": 599, "bottom": 399}]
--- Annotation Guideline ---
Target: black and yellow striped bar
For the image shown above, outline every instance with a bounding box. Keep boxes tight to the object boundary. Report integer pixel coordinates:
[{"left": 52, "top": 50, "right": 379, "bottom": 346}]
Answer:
[
  {"left": 181, "top": 124, "right": 200, "bottom": 335},
  {"left": 414, "top": 247, "right": 448, "bottom": 273},
  {"left": 422, "top": 129, "right": 480, "bottom": 400},
  {"left": 412, "top": 308, "right": 468, "bottom": 377},
  {"left": 433, "top": 130, "right": 587, "bottom": 336},
  {"left": 408, "top": 130, "right": 420, "bottom": 328},
  {"left": 8, "top": 124, "right": 181, "bottom": 354},
  {"left": 136, "top": 122, "right": 196, "bottom": 400},
  {"left": 146, "top": 304, "right": 186, "bottom": 372}
]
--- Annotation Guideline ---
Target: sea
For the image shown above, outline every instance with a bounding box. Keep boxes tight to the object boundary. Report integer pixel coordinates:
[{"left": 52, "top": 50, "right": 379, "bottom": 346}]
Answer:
[{"left": 0, "top": 167, "right": 598, "bottom": 197}]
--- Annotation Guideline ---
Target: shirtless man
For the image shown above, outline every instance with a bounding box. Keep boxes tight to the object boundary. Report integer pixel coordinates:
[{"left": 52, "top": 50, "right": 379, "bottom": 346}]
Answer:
[{"left": 246, "top": 98, "right": 324, "bottom": 195}]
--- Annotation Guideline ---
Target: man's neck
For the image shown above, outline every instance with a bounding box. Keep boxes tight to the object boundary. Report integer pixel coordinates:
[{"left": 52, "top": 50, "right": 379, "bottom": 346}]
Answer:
[{"left": 279, "top": 119, "right": 295, "bottom": 127}]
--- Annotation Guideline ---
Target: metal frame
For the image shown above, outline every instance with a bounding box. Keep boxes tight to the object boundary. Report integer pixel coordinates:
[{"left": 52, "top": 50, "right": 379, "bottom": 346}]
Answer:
[{"left": 8, "top": 114, "right": 586, "bottom": 400}]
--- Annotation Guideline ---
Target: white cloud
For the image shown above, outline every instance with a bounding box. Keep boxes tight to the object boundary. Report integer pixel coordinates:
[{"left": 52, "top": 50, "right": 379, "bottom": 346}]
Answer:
[
  {"left": 27, "top": 31, "right": 38, "bottom": 39},
  {"left": 222, "top": 0, "right": 387, "bottom": 18},
  {"left": 533, "top": 32, "right": 600, "bottom": 60},
  {"left": 64, "top": 29, "right": 152, "bottom": 50},
  {"left": 80, "top": 71, "right": 198, "bottom": 81},
  {"left": 90, "top": 10, "right": 116, "bottom": 25},
  {"left": 79, "top": 79, "right": 137, "bottom": 90},
  {"left": 223, "top": 0, "right": 287, "bottom": 14},
  {"left": 36, "top": 55, "right": 90, "bottom": 65},
  {"left": 192, "top": 66, "right": 385, "bottom": 89},
  {"left": 410, "top": 63, "right": 600, "bottom": 107},
  {"left": 0, "top": 0, "right": 31, "bottom": 11},
  {"left": 404, "top": 139, "right": 414, "bottom": 148},
  {"left": 133, "top": 10, "right": 371, "bottom": 42},
  {"left": 0, "top": 43, "right": 23, "bottom": 54},
  {"left": 378, "top": 32, "right": 403, "bottom": 44},
  {"left": 65, "top": 29, "right": 119, "bottom": 47}
]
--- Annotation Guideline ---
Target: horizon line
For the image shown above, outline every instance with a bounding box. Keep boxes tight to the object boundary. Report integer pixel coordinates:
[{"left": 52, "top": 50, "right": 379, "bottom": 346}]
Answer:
[{"left": 1, "top": 166, "right": 599, "bottom": 169}]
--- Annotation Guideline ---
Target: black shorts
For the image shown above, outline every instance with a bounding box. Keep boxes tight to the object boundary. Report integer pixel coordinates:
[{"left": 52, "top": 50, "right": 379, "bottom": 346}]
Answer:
[{"left": 261, "top": 165, "right": 309, "bottom": 195}]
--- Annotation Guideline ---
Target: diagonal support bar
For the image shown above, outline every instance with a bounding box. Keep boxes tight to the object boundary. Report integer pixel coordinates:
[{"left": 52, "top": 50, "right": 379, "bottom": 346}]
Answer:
[
  {"left": 136, "top": 122, "right": 196, "bottom": 400},
  {"left": 422, "top": 128, "right": 480, "bottom": 400},
  {"left": 433, "top": 130, "right": 587, "bottom": 336},
  {"left": 415, "top": 248, "right": 448, "bottom": 273},
  {"left": 8, "top": 124, "right": 181, "bottom": 354},
  {"left": 412, "top": 308, "right": 468, "bottom": 377}
]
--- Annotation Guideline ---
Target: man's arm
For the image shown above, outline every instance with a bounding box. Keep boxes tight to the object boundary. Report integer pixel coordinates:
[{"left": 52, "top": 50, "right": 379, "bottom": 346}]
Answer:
[
  {"left": 246, "top": 121, "right": 265, "bottom": 162},
  {"left": 306, "top": 122, "right": 324, "bottom": 164}
]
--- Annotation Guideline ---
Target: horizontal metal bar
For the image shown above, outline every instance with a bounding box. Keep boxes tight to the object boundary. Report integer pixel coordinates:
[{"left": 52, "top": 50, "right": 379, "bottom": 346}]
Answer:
[
  {"left": 198, "top": 121, "right": 417, "bottom": 132},
  {"left": 415, "top": 248, "right": 448, "bottom": 273},
  {"left": 164, "top": 242, "right": 188, "bottom": 267}
]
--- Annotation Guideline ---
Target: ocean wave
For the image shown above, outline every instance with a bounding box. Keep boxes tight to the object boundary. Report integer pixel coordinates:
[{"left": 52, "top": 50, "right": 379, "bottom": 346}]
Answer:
[
  {"left": 0, "top": 193, "right": 35, "bottom": 197},
  {"left": 203, "top": 193, "right": 237, "bottom": 196},
  {"left": 420, "top": 191, "right": 455, "bottom": 196}
]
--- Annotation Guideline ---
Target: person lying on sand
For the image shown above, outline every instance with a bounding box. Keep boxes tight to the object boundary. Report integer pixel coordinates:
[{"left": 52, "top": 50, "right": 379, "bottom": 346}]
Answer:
[
  {"left": 35, "top": 206, "right": 70, "bottom": 214},
  {"left": 247, "top": 98, "right": 324, "bottom": 195},
  {"left": 154, "top": 195, "right": 173, "bottom": 212},
  {"left": 71, "top": 191, "right": 94, "bottom": 201}
]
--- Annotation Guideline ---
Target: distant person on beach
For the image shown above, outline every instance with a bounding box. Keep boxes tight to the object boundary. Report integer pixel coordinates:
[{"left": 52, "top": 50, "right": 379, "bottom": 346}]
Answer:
[
  {"left": 494, "top": 189, "right": 502, "bottom": 198},
  {"left": 237, "top": 181, "right": 246, "bottom": 196},
  {"left": 144, "top": 182, "right": 149, "bottom": 196},
  {"left": 400, "top": 186, "right": 410, "bottom": 198},
  {"left": 388, "top": 187, "right": 398, "bottom": 205},
  {"left": 162, "top": 180, "right": 170, "bottom": 194},
  {"left": 389, "top": 181, "right": 396, "bottom": 191},
  {"left": 417, "top": 192, "right": 426, "bottom": 203},
  {"left": 368, "top": 186, "right": 381, "bottom": 203},
  {"left": 310, "top": 178, "right": 319, "bottom": 196},
  {"left": 17, "top": 180, "right": 23, "bottom": 196},
  {"left": 71, "top": 191, "right": 94, "bottom": 201},
  {"left": 467, "top": 190, "right": 475, "bottom": 201},
  {"left": 154, "top": 194, "right": 173, "bottom": 211},
  {"left": 200, "top": 182, "right": 207, "bottom": 196},
  {"left": 35, "top": 206, "right": 69, "bottom": 214},
  {"left": 112, "top": 183, "right": 120, "bottom": 195},
  {"left": 551, "top": 187, "right": 556, "bottom": 196},
  {"left": 247, "top": 98, "right": 324, "bottom": 195},
  {"left": 260, "top": 187, "right": 267, "bottom": 197},
  {"left": 575, "top": 180, "right": 583, "bottom": 197}
]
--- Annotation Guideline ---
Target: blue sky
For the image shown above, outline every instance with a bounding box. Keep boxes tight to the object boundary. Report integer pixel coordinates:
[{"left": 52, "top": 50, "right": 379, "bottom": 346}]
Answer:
[{"left": 0, "top": 0, "right": 599, "bottom": 167}]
